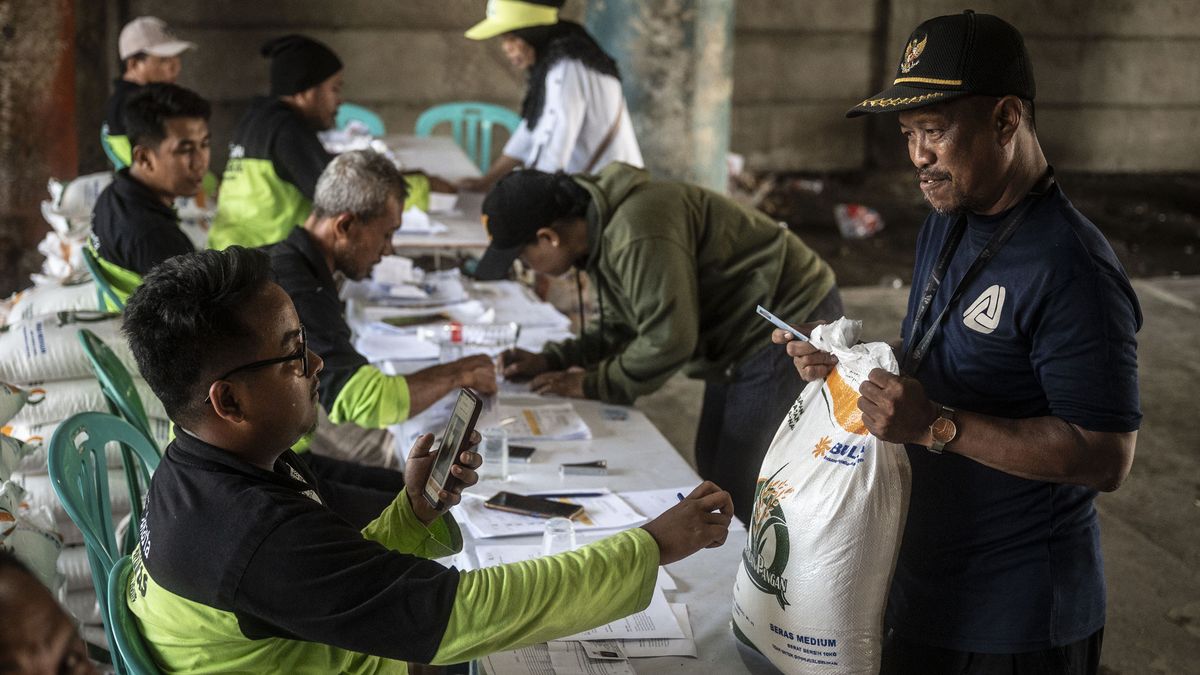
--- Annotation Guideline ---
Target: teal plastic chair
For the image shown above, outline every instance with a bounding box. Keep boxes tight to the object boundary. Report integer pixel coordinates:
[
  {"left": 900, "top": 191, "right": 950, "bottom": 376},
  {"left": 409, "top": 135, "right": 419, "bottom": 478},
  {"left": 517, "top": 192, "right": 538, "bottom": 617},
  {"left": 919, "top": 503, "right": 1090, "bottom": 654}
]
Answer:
[
  {"left": 108, "top": 555, "right": 164, "bottom": 675},
  {"left": 48, "top": 412, "right": 161, "bottom": 675},
  {"left": 414, "top": 102, "right": 522, "bottom": 172},
  {"left": 336, "top": 103, "right": 386, "bottom": 136},
  {"left": 82, "top": 247, "right": 126, "bottom": 312},
  {"left": 77, "top": 329, "right": 159, "bottom": 449},
  {"left": 77, "top": 328, "right": 163, "bottom": 557}
]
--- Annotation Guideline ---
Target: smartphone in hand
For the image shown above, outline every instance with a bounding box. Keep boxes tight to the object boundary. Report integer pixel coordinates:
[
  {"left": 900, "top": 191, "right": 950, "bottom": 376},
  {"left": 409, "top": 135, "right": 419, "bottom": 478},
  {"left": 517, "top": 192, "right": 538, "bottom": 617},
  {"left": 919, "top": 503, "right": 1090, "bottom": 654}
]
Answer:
[
  {"left": 756, "top": 305, "right": 809, "bottom": 342},
  {"left": 423, "top": 388, "right": 483, "bottom": 510}
]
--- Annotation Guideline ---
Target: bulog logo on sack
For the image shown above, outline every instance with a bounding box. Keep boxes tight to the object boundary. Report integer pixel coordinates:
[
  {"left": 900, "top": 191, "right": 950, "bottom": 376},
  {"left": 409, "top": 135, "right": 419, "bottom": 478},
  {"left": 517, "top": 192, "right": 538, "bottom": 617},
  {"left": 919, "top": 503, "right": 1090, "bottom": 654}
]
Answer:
[
  {"left": 808, "top": 368, "right": 871, "bottom": 467},
  {"left": 745, "top": 465, "right": 794, "bottom": 609}
]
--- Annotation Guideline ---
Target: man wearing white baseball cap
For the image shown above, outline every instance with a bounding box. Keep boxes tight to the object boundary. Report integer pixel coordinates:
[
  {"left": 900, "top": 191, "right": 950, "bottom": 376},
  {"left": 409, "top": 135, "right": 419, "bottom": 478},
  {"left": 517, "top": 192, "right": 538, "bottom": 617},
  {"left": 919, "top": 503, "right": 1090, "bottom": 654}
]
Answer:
[{"left": 102, "top": 16, "right": 197, "bottom": 169}]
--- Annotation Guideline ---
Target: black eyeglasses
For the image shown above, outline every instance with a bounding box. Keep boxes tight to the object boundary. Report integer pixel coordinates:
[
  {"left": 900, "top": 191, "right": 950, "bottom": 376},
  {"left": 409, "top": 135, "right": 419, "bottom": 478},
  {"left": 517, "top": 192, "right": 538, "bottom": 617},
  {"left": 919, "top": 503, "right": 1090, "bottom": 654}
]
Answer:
[{"left": 204, "top": 326, "right": 309, "bottom": 403}]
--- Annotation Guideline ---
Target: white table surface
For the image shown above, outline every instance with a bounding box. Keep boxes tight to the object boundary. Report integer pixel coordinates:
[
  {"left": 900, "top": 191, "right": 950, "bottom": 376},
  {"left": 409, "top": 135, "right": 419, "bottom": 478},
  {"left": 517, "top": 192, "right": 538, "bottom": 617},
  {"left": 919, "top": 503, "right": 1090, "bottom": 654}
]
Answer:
[
  {"left": 461, "top": 394, "right": 778, "bottom": 674},
  {"left": 383, "top": 135, "right": 491, "bottom": 251}
]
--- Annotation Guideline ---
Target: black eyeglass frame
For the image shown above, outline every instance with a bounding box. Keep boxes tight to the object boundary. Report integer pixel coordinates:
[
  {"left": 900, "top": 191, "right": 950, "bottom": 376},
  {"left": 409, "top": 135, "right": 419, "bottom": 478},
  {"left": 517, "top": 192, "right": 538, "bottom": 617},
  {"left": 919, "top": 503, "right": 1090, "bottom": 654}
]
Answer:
[{"left": 203, "top": 325, "right": 309, "bottom": 404}]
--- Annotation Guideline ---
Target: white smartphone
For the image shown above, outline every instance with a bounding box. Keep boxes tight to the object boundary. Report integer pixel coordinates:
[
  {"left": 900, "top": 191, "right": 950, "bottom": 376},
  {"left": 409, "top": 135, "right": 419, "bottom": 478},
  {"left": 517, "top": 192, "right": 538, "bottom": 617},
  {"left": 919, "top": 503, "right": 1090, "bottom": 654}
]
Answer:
[{"left": 756, "top": 305, "right": 810, "bottom": 342}]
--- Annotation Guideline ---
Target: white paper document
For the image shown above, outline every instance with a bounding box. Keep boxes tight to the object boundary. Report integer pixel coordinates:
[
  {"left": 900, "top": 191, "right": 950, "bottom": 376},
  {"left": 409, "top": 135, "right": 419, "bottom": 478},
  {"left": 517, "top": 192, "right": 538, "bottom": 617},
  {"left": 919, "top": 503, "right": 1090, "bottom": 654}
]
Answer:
[
  {"left": 604, "top": 603, "right": 697, "bottom": 658},
  {"left": 456, "top": 490, "right": 645, "bottom": 539},
  {"left": 483, "top": 642, "right": 636, "bottom": 675},
  {"left": 619, "top": 487, "right": 746, "bottom": 531},
  {"left": 489, "top": 403, "right": 592, "bottom": 441},
  {"left": 561, "top": 585, "right": 684, "bottom": 641}
]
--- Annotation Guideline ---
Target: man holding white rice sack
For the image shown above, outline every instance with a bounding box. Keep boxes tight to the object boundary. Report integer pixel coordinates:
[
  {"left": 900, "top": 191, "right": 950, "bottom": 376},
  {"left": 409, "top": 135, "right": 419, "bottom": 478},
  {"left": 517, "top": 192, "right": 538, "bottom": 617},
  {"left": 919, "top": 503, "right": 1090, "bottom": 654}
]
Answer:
[{"left": 778, "top": 11, "right": 1141, "bottom": 675}]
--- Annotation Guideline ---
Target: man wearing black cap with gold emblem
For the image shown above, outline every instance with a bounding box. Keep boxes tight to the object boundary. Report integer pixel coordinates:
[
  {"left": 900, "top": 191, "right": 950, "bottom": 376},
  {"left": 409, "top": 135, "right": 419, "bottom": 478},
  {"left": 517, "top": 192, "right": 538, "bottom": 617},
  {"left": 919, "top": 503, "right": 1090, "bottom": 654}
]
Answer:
[
  {"left": 779, "top": 11, "right": 1141, "bottom": 674},
  {"left": 209, "top": 35, "right": 345, "bottom": 250}
]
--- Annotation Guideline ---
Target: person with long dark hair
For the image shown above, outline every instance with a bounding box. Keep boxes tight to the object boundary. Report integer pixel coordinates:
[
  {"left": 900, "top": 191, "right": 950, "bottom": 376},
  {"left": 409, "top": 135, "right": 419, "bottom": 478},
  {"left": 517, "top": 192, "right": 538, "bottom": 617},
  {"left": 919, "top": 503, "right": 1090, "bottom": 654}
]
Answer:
[{"left": 460, "top": 0, "right": 642, "bottom": 192}]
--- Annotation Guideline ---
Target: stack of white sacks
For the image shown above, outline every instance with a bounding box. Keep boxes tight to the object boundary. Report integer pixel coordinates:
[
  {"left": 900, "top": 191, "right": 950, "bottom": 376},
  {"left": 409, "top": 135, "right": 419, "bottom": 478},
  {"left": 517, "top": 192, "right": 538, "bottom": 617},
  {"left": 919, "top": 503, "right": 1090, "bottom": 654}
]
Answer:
[
  {"left": 0, "top": 310, "right": 172, "bottom": 646},
  {"left": 0, "top": 172, "right": 172, "bottom": 647}
]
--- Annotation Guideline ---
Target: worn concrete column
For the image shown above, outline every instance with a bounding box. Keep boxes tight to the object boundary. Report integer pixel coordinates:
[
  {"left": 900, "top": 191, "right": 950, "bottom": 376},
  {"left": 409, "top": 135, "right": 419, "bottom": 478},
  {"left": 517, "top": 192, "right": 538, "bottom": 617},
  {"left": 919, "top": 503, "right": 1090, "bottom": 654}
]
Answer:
[
  {"left": 0, "top": 0, "right": 77, "bottom": 295},
  {"left": 586, "top": 0, "right": 733, "bottom": 191}
]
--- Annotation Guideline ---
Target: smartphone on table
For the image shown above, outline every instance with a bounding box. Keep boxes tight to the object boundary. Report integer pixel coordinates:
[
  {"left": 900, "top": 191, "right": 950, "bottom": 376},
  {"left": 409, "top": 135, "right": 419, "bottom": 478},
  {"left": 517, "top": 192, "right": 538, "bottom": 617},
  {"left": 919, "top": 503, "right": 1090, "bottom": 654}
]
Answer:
[
  {"left": 508, "top": 444, "right": 536, "bottom": 463},
  {"left": 756, "top": 305, "right": 810, "bottom": 342},
  {"left": 484, "top": 491, "right": 585, "bottom": 520},
  {"left": 423, "top": 388, "right": 483, "bottom": 510}
]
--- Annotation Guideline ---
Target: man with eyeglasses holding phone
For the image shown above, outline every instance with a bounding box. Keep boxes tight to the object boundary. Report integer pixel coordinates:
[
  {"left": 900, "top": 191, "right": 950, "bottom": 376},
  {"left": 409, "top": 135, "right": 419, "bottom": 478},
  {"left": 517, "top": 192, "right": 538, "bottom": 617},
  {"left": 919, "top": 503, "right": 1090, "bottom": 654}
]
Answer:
[{"left": 118, "top": 245, "right": 736, "bottom": 674}]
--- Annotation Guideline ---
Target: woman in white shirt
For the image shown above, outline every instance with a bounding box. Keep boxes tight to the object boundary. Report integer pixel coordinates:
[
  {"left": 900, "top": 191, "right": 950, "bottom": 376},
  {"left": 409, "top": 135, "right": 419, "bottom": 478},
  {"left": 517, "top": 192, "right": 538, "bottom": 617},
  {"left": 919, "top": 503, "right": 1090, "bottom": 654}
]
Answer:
[{"left": 460, "top": 0, "right": 643, "bottom": 192}]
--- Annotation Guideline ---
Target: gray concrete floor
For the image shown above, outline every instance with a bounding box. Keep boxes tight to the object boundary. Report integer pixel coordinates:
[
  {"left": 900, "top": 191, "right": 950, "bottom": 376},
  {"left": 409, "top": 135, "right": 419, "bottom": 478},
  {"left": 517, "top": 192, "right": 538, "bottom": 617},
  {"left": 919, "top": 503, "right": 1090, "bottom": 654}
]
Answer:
[{"left": 635, "top": 278, "right": 1200, "bottom": 675}]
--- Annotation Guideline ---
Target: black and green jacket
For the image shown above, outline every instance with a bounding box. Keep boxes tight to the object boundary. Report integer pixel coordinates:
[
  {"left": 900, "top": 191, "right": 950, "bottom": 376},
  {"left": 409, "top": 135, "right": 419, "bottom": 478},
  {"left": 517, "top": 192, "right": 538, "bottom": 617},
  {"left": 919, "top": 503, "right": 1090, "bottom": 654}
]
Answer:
[
  {"left": 267, "top": 228, "right": 413, "bottom": 428},
  {"left": 542, "top": 162, "right": 837, "bottom": 404},
  {"left": 128, "top": 428, "right": 660, "bottom": 674},
  {"left": 88, "top": 169, "right": 195, "bottom": 306},
  {"left": 208, "top": 97, "right": 331, "bottom": 250},
  {"left": 101, "top": 78, "right": 141, "bottom": 169}
]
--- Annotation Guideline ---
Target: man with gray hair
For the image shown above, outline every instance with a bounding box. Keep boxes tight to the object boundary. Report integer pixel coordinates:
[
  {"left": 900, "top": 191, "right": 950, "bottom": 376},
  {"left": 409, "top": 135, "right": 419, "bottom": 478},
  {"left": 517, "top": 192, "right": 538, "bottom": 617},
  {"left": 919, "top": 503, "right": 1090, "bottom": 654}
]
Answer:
[{"left": 268, "top": 150, "right": 496, "bottom": 524}]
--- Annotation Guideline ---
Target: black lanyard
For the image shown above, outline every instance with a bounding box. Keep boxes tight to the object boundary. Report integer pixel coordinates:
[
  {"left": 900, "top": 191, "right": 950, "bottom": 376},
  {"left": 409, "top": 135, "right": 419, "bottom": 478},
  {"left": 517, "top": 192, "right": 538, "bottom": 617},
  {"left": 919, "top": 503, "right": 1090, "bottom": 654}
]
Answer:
[{"left": 900, "top": 171, "right": 1056, "bottom": 376}]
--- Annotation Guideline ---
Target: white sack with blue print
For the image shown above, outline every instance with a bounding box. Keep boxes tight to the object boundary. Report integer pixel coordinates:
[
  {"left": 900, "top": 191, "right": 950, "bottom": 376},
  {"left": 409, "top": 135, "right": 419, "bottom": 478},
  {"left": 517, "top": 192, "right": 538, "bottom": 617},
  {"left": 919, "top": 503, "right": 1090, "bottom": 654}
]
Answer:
[{"left": 731, "top": 317, "right": 911, "bottom": 674}]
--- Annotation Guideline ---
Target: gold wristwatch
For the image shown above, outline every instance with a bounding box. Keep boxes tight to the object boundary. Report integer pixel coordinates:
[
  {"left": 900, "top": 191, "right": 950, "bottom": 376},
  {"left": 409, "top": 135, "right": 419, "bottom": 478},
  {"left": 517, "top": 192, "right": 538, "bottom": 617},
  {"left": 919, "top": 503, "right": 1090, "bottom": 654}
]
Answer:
[{"left": 929, "top": 405, "right": 957, "bottom": 454}]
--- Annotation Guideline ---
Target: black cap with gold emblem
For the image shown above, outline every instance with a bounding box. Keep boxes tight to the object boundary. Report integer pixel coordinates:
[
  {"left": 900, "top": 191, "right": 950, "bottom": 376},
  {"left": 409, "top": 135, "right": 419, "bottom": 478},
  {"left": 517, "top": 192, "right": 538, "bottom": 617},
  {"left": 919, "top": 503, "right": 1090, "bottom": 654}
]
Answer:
[{"left": 846, "top": 10, "right": 1035, "bottom": 117}]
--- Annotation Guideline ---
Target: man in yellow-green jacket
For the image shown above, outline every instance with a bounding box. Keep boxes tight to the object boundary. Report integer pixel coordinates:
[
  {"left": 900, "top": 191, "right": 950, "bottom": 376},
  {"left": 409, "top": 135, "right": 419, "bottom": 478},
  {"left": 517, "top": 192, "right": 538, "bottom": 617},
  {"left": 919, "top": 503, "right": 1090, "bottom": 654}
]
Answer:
[
  {"left": 90, "top": 83, "right": 209, "bottom": 307},
  {"left": 120, "top": 245, "right": 735, "bottom": 674},
  {"left": 267, "top": 150, "right": 496, "bottom": 524},
  {"left": 208, "top": 35, "right": 433, "bottom": 251}
]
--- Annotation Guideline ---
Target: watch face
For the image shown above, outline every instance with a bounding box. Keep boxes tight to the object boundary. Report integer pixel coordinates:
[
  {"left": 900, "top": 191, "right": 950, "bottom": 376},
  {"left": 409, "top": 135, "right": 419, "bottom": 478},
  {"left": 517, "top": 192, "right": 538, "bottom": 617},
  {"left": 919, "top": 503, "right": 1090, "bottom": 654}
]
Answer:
[{"left": 931, "top": 416, "right": 957, "bottom": 444}]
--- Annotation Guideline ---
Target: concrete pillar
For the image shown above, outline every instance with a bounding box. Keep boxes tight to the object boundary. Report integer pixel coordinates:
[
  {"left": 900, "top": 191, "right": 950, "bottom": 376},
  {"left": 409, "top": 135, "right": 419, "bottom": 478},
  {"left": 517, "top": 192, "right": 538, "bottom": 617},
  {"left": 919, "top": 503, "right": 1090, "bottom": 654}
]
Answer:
[
  {"left": 0, "top": 0, "right": 78, "bottom": 295},
  {"left": 586, "top": 0, "right": 734, "bottom": 192}
]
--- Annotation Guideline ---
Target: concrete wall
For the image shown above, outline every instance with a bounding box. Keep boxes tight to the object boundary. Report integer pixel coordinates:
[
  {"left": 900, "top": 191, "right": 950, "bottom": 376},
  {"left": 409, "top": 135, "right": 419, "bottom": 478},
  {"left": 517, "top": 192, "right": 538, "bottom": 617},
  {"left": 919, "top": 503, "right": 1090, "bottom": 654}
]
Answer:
[{"left": 102, "top": 0, "right": 1200, "bottom": 175}]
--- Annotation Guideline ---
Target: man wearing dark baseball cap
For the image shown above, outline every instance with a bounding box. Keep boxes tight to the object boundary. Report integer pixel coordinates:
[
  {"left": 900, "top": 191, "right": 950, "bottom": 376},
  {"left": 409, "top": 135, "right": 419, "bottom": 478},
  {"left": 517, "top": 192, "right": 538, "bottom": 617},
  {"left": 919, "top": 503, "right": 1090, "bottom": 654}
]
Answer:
[
  {"left": 477, "top": 163, "right": 841, "bottom": 525},
  {"left": 781, "top": 11, "right": 1141, "bottom": 675}
]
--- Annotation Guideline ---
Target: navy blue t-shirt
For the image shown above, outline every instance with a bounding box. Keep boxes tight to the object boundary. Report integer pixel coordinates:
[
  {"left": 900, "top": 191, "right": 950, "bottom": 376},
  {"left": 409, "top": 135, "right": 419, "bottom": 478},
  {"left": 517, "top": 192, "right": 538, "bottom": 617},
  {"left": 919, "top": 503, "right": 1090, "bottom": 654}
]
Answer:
[{"left": 889, "top": 183, "right": 1142, "bottom": 652}]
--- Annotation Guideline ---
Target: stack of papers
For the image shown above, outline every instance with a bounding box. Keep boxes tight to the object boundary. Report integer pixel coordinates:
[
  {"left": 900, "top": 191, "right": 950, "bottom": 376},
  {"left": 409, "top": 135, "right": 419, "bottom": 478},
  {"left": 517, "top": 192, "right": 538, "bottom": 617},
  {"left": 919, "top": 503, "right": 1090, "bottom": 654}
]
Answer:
[
  {"left": 456, "top": 489, "right": 645, "bottom": 539},
  {"left": 490, "top": 403, "right": 591, "bottom": 441}
]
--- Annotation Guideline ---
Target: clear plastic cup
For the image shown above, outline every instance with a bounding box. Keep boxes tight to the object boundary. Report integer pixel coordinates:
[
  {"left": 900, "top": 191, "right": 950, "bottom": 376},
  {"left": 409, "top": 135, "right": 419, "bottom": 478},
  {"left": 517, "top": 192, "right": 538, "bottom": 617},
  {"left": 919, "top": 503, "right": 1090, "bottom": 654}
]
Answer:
[
  {"left": 479, "top": 426, "right": 509, "bottom": 481},
  {"left": 541, "top": 517, "right": 576, "bottom": 556}
]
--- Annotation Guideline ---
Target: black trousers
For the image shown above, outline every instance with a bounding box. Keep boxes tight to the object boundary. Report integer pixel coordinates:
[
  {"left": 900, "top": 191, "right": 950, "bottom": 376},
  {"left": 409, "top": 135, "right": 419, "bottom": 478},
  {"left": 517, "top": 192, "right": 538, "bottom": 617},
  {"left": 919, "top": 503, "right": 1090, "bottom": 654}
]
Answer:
[
  {"left": 694, "top": 286, "right": 844, "bottom": 524},
  {"left": 880, "top": 628, "right": 1104, "bottom": 675},
  {"left": 301, "top": 451, "right": 406, "bottom": 529}
]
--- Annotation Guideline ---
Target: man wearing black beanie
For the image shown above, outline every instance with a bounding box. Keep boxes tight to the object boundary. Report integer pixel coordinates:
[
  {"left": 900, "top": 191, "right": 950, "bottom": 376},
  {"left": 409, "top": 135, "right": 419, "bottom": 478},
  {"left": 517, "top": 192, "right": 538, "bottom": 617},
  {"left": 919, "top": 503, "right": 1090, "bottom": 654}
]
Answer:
[{"left": 208, "top": 35, "right": 345, "bottom": 250}]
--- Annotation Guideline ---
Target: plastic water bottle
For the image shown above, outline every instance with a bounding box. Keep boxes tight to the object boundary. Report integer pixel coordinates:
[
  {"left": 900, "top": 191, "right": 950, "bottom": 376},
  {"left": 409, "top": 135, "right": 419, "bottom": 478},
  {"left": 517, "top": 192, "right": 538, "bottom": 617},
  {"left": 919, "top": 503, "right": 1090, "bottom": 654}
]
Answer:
[
  {"left": 419, "top": 322, "right": 519, "bottom": 348},
  {"left": 438, "top": 323, "right": 464, "bottom": 363}
]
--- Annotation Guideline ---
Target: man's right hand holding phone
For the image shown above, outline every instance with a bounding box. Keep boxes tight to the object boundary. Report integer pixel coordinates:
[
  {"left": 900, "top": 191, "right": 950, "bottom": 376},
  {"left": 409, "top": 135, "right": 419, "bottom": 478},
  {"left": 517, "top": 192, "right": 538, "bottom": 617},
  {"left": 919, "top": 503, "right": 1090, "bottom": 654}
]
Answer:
[
  {"left": 640, "top": 481, "right": 735, "bottom": 565},
  {"left": 404, "top": 431, "right": 483, "bottom": 525},
  {"left": 771, "top": 322, "right": 838, "bottom": 382}
]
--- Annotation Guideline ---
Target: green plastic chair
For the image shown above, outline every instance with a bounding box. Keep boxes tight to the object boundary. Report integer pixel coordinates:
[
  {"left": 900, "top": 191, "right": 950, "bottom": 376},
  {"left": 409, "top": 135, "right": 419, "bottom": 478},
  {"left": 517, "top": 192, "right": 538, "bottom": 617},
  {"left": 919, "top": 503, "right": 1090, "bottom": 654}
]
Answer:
[
  {"left": 82, "top": 247, "right": 126, "bottom": 312},
  {"left": 336, "top": 102, "right": 386, "bottom": 136},
  {"left": 101, "top": 128, "right": 128, "bottom": 170},
  {"left": 414, "top": 102, "right": 522, "bottom": 172},
  {"left": 108, "top": 555, "right": 164, "bottom": 675},
  {"left": 48, "top": 412, "right": 160, "bottom": 675},
  {"left": 77, "top": 328, "right": 162, "bottom": 556},
  {"left": 77, "top": 329, "right": 159, "bottom": 448}
]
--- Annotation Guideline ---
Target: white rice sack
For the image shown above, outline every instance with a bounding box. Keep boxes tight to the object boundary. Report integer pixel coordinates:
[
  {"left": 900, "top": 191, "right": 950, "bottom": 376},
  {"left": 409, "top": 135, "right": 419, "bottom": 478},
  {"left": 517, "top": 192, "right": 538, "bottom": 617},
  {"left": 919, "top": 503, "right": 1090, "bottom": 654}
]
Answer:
[
  {"left": 64, "top": 588, "right": 104, "bottom": 626},
  {"left": 0, "top": 435, "right": 34, "bottom": 483},
  {"left": 0, "top": 312, "right": 134, "bottom": 383},
  {"left": 731, "top": 318, "right": 911, "bottom": 674},
  {"left": 0, "top": 487, "right": 64, "bottom": 593},
  {"left": 33, "top": 231, "right": 90, "bottom": 286},
  {"left": 45, "top": 172, "right": 113, "bottom": 237},
  {"left": 10, "top": 377, "right": 166, "bottom": 428},
  {"left": 5, "top": 282, "right": 99, "bottom": 326},
  {"left": 0, "top": 382, "right": 27, "bottom": 425},
  {"left": 12, "top": 471, "right": 131, "bottom": 528},
  {"left": 2, "top": 417, "right": 170, "bottom": 475},
  {"left": 58, "top": 544, "right": 94, "bottom": 592}
]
